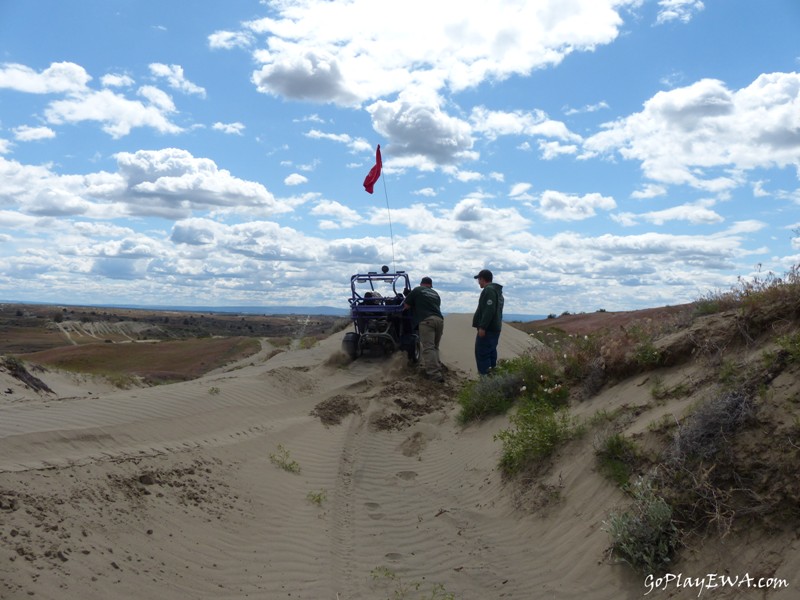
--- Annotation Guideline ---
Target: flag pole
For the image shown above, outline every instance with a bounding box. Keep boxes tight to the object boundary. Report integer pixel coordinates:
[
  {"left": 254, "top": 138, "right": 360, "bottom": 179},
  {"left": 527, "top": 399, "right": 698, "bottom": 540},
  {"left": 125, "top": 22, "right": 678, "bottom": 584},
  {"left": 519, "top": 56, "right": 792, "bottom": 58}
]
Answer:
[
  {"left": 363, "top": 144, "right": 395, "bottom": 272},
  {"left": 380, "top": 173, "right": 396, "bottom": 273}
]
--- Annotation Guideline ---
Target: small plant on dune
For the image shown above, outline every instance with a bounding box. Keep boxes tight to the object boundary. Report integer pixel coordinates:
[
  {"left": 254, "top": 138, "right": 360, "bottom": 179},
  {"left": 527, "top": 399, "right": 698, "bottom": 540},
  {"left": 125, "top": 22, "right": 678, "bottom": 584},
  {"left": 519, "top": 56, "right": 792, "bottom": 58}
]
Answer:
[
  {"left": 776, "top": 331, "right": 800, "bottom": 362},
  {"left": 208, "top": 386, "right": 221, "bottom": 395},
  {"left": 456, "top": 354, "right": 566, "bottom": 424},
  {"left": 495, "top": 397, "right": 578, "bottom": 475},
  {"left": 595, "top": 432, "right": 640, "bottom": 487},
  {"left": 605, "top": 477, "right": 679, "bottom": 575},
  {"left": 306, "top": 489, "right": 327, "bottom": 505},
  {"left": 456, "top": 371, "right": 523, "bottom": 424},
  {"left": 269, "top": 444, "right": 301, "bottom": 474}
]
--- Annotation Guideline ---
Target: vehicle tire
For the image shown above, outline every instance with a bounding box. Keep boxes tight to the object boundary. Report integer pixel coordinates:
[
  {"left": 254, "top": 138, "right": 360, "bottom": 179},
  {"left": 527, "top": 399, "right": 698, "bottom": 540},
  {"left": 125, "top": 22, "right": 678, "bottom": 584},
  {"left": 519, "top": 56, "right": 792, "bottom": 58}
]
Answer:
[
  {"left": 406, "top": 334, "right": 421, "bottom": 363},
  {"left": 342, "top": 332, "right": 361, "bottom": 360}
]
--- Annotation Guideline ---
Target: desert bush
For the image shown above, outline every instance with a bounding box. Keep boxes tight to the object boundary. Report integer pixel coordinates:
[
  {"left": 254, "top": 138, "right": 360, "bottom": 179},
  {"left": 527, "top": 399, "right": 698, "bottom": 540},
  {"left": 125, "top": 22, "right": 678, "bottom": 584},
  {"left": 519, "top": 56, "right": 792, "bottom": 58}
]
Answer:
[
  {"left": 457, "top": 371, "right": 524, "bottom": 424},
  {"left": 606, "top": 477, "right": 679, "bottom": 574},
  {"left": 457, "top": 354, "right": 566, "bottom": 424},
  {"left": 695, "top": 264, "right": 800, "bottom": 324},
  {"left": 776, "top": 332, "right": 800, "bottom": 362},
  {"left": 596, "top": 432, "right": 640, "bottom": 487},
  {"left": 667, "top": 390, "right": 755, "bottom": 465},
  {"left": 269, "top": 444, "right": 301, "bottom": 474},
  {"left": 495, "top": 399, "right": 577, "bottom": 475}
]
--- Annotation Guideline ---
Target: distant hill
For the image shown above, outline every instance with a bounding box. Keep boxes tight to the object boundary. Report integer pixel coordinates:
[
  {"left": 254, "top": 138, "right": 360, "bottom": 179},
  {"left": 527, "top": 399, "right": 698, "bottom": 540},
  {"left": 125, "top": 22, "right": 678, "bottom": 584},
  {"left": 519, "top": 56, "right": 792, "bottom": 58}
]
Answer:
[{"left": 1, "top": 300, "right": 349, "bottom": 317}]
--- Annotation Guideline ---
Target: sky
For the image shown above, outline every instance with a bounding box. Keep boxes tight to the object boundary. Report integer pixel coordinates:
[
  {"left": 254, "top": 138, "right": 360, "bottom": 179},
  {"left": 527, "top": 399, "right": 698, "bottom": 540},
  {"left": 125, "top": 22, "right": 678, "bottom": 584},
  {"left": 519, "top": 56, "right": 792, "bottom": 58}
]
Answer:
[{"left": 1, "top": 0, "right": 800, "bottom": 316}]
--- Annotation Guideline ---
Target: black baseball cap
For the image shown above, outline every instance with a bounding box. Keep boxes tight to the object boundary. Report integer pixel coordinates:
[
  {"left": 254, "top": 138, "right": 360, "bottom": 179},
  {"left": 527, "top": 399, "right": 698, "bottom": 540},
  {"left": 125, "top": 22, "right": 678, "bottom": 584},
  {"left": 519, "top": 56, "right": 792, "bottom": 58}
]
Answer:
[
  {"left": 420, "top": 276, "right": 432, "bottom": 285},
  {"left": 473, "top": 269, "right": 493, "bottom": 282}
]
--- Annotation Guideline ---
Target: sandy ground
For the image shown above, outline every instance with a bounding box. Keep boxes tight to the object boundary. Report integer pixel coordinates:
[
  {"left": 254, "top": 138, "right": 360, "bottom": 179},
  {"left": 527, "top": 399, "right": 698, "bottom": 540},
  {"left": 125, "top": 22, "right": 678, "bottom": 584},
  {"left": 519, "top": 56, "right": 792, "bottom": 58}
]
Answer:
[{"left": 1, "top": 314, "right": 797, "bottom": 599}]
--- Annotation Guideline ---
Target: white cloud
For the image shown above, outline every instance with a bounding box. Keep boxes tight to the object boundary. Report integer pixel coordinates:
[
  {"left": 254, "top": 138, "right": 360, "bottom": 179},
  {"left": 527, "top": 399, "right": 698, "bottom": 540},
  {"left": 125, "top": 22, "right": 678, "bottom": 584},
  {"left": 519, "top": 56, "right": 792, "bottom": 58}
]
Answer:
[
  {"left": 44, "top": 88, "right": 183, "bottom": 138},
  {"left": 369, "top": 96, "right": 475, "bottom": 165},
  {"left": 0, "top": 139, "right": 11, "bottom": 154},
  {"left": 509, "top": 183, "right": 533, "bottom": 198},
  {"left": 149, "top": 63, "right": 206, "bottom": 97},
  {"left": 101, "top": 73, "right": 134, "bottom": 88},
  {"left": 114, "top": 148, "right": 287, "bottom": 217},
  {"left": 631, "top": 184, "right": 667, "bottom": 199},
  {"left": 310, "top": 199, "right": 362, "bottom": 229},
  {"left": 536, "top": 190, "right": 617, "bottom": 221},
  {"left": 0, "top": 61, "right": 90, "bottom": 93},
  {"left": 208, "top": 30, "right": 254, "bottom": 50},
  {"left": 242, "top": 0, "right": 638, "bottom": 105},
  {"left": 564, "top": 101, "right": 610, "bottom": 116},
  {"left": 583, "top": 73, "right": 800, "bottom": 192},
  {"left": 656, "top": 0, "right": 705, "bottom": 25},
  {"left": 213, "top": 122, "right": 245, "bottom": 135},
  {"left": 284, "top": 173, "right": 308, "bottom": 186},
  {"left": 612, "top": 202, "right": 723, "bottom": 226},
  {"left": 12, "top": 125, "right": 56, "bottom": 141},
  {"left": 471, "top": 106, "right": 581, "bottom": 143}
]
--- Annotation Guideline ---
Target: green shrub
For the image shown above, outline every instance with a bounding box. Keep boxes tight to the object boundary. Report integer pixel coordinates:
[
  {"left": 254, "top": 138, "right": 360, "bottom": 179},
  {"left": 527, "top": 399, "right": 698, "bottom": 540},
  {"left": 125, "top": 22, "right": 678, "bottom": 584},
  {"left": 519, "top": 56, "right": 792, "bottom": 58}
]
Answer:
[
  {"left": 495, "top": 400, "right": 576, "bottom": 475},
  {"left": 606, "top": 477, "right": 678, "bottom": 574},
  {"left": 269, "top": 444, "right": 301, "bottom": 473},
  {"left": 457, "top": 371, "right": 523, "bottom": 424},
  {"left": 596, "top": 433, "right": 639, "bottom": 487},
  {"left": 456, "top": 354, "right": 566, "bottom": 424},
  {"left": 776, "top": 332, "right": 800, "bottom": 362}
]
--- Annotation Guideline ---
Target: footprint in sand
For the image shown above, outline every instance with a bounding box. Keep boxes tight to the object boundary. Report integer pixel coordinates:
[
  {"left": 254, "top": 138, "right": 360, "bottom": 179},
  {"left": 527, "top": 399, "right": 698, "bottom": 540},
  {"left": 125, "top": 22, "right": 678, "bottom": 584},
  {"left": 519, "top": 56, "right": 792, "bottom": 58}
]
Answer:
[
  {"left": 384, "top": 553, "right": 403, "bottom": 561},
  {"left": 364, "top": 502, "right": 385, "bottom": 520}
]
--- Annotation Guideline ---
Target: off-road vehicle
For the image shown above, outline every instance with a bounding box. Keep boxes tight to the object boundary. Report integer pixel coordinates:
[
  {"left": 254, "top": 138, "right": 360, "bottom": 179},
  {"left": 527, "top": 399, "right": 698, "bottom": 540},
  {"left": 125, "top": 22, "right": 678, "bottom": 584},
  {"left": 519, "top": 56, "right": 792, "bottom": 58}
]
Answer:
[{"left": 342, "top": 266, "right": 421, "bottom": 362}]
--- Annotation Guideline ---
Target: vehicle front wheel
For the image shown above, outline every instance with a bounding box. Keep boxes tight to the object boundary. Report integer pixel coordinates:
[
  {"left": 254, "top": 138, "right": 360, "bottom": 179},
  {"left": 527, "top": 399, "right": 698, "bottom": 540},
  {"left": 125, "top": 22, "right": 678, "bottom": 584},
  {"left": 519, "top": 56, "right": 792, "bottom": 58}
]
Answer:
[{"left": 342, "top": 332, "right": 361, "bottom": 360}]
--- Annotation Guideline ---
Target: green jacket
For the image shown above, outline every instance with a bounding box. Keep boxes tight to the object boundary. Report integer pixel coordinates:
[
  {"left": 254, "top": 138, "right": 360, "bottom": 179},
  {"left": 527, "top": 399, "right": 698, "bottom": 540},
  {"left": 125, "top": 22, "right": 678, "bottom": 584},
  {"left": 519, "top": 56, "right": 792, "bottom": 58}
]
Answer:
[
  {"left": 404, "top": 285, "right": 443, "bottom": 326},
  {"left": 472, "top": 283, "right": 504, "bottom": 332}
]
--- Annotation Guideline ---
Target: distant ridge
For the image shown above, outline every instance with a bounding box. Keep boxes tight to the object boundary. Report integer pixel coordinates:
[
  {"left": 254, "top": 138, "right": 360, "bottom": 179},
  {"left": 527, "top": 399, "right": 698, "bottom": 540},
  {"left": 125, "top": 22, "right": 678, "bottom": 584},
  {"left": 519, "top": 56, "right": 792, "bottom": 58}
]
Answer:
[
  {"left": 2, "top": 300, "right": 549, "bottom": 322},
  {"left": 0, "top": 300, "right": 349, "bottom": 317}
]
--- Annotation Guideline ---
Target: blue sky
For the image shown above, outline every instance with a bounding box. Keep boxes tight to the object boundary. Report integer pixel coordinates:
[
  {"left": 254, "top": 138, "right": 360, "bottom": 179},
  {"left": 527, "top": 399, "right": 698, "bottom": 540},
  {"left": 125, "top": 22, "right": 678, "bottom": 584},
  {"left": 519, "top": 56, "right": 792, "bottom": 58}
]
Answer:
[{"left": 1, "top": 0, "right": 799, "bottom": 315}]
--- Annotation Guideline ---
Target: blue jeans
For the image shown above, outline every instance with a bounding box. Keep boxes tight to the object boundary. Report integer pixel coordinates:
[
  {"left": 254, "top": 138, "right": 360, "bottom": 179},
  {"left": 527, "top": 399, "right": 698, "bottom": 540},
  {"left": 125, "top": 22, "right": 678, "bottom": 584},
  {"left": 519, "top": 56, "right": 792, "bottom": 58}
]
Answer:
[{"left": 475, "top": 330, "right": 500, "bottom": 375}]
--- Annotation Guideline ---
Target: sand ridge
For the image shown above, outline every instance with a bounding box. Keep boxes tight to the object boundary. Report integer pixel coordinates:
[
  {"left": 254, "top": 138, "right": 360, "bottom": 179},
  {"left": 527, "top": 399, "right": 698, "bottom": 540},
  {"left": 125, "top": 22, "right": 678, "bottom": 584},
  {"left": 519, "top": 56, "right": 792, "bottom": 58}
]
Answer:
[{"left": 2, "top": 314, "right": 796, "bottom": 599}]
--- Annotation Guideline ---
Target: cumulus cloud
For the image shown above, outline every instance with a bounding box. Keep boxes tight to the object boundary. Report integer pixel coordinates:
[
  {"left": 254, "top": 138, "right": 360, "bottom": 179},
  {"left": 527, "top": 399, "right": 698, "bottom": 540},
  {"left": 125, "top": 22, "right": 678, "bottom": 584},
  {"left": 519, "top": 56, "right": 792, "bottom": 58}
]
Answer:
[
  {"left": 241, "top": 0, "right": 637, "bottom": 106},
  {"left": 284, "top": 173, "right": 308, "bottom": 186},
  {"left": 208, "top": 30, "right": 254, "bottom": 50},
  {"left": 536, "top": 190, "right": 617, "bottom": 221},
  {"left": 0, "top": 61, "right": 90, "bottom": 93},
  {"left": 44, "top": 87, "right": 183, "bottom": 138},
  {"left": 149, "top": 63, "right": 206, "bottom": 97},
  {"left": 310, "top": 199, "right": 362, "bottom": 229},
  {"left": 101, "top": 73, "right": 134, "bottom": 88},
  {"left": 612, "top": 201, "right": 724, "bottom": 226},
  {"left": 114, "top": 148, "right": 287, "bottom": 217},
  {"left": 583, "top": 73, "right": 800, "bottom": 192},
  {"left": 12, "top": 125, "right": 55, "bottom": 141},
  {"left": 471, "top": 106, "right": 581, "bottom": 143},
  {"left": 368, "top": 96, "right": 475, "bottom": 166},
  {"left": 212, "top": 122, "right": 245, "bottom": 135},
  {"left": 656, "top": 0, "right": 705, "bottom": 25}
]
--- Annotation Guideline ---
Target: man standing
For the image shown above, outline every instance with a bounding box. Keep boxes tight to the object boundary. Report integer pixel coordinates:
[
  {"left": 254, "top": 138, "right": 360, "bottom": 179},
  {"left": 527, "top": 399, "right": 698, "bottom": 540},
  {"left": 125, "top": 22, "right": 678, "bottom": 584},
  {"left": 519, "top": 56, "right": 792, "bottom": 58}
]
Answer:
[
  {"left": 472, "top": 269, "right": 504, "bottom": 376},
  {"left": 404, "top": 276, "right": 444, "bottom": 382}
]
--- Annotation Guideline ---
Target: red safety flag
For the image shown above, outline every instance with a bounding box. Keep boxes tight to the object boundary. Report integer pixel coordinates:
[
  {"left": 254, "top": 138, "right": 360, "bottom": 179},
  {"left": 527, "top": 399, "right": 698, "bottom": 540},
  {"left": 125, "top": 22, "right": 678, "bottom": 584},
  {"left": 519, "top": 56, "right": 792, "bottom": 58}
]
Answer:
[{"left": 363, "top": 144, "right": 382, "bottom": 194}]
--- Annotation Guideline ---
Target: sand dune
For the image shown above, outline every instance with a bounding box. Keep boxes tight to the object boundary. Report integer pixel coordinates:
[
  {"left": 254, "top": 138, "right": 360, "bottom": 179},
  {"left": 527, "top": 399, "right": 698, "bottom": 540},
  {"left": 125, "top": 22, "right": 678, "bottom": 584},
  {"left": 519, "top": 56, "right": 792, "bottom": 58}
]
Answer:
[{"left": 1, "top": 314, "right": 795, "bottom": 599}]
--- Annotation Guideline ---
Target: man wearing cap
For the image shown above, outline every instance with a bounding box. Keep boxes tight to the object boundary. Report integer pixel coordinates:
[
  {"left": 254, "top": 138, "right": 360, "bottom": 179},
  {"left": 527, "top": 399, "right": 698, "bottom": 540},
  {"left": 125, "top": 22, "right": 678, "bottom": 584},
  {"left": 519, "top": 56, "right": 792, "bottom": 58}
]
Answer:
[
  {"left": 404, "top": 277, "right": 444, "bottom": 382},
  {"left": 472, "top": 269, "right": 504, "bottom": 376}
]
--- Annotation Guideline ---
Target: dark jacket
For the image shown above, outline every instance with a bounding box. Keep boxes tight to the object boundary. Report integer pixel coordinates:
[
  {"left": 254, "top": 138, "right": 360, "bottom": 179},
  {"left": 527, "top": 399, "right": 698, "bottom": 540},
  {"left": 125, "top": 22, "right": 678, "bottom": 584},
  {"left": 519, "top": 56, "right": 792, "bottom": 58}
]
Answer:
[
  {"left": 404, "top": 285, "right": 443, "bottom": 326},
  {"left": 472, "top": 283, "right": 504, "bottom": 332}
]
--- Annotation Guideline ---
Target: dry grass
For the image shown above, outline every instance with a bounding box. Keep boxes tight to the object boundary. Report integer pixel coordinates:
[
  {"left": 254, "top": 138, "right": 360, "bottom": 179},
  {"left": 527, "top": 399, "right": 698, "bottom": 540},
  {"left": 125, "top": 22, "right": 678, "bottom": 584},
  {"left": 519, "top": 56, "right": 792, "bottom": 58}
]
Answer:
[{"left": 17, "top": 337, "right": 261, "bottom": 385}]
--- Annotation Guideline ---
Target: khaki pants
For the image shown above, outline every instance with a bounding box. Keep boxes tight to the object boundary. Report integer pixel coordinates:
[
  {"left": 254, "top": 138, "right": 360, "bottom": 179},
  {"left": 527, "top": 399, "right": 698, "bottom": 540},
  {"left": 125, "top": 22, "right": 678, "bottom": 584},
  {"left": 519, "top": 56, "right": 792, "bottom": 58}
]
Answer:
[{"left": 418, "top": 316, "right": 444, "bottom": 378}]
